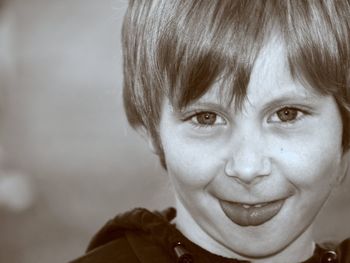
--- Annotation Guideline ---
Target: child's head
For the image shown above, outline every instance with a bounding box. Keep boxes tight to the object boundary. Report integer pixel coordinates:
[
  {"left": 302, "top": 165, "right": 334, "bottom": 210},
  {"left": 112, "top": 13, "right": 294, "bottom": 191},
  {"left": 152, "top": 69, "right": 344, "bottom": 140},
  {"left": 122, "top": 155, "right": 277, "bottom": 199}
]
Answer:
[
  {"left": 122, "top": 0, "right": 350, "bottom": 169},
  {"left": 122, "top": 0, "right": 350, "bottom": 261}
]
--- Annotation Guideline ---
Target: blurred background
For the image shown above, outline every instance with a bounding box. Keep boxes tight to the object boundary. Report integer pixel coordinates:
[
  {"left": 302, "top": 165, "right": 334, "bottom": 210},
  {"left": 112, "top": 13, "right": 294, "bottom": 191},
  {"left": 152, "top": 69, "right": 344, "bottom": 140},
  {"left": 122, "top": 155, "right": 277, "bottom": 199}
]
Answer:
[
  {"left": 0, "top": 1, "right": 172, "bottom": 262},
  {"left": 0, "top": 1, "right": 349, "bottom": 263}
]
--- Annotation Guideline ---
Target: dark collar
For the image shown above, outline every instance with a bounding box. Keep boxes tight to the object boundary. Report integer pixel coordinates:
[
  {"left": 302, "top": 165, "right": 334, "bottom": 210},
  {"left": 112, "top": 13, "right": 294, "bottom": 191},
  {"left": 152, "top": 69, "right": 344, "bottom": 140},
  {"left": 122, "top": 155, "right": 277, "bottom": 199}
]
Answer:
[{"left": 87, "top": 207, "right": 347, "bottom": 263}]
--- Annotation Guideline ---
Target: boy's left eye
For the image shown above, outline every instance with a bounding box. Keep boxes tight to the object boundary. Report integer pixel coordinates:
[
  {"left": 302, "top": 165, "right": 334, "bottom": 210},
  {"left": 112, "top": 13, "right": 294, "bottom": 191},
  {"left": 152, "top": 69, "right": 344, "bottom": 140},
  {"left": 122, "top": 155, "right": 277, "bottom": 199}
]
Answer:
[{"left": 269, "top": 107, "right": 307, "bottom": 123}]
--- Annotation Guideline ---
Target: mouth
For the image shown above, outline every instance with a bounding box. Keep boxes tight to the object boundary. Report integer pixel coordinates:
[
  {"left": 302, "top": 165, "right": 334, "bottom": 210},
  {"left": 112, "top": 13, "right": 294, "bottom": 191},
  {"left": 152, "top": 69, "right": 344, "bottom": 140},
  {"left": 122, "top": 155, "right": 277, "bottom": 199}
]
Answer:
[{"left": 219, "top": 198, "right": 286, "bottom": 227}]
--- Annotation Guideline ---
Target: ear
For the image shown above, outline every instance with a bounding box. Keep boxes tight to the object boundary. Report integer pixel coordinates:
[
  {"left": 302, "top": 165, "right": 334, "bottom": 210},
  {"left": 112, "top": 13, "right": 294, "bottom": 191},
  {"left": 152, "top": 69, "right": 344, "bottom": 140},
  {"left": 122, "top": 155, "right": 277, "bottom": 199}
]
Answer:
[
  {"left": 337, "top": 150, "right": 350, "bottom": 184},
  {"left": 136, "top": 126, "right": 157, "bottom": 154}
]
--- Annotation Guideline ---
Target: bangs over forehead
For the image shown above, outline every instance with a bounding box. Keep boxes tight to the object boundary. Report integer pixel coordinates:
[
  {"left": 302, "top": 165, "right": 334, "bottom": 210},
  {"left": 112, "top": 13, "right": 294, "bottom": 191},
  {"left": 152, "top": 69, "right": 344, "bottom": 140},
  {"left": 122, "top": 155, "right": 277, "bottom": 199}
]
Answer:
[
  {"left": 161, "top": 0, "right": 350, "bottom": 108},
  {"left": 157, "top": 1, "right": 271, "bottom": 110},
  {"left": 122, "top": 0, "right": 350, "bottom": 161}
]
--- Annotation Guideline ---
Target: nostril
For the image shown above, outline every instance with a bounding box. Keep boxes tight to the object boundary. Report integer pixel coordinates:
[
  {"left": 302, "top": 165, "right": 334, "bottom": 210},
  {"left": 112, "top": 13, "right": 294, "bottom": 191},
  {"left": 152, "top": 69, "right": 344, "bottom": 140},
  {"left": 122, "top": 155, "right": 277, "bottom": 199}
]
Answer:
[
  {"left": 233, "top": 173, "right": 266, "bottom": 186},
  {"left": 224, "top": 156, "right": 271, "bottom": 185}
]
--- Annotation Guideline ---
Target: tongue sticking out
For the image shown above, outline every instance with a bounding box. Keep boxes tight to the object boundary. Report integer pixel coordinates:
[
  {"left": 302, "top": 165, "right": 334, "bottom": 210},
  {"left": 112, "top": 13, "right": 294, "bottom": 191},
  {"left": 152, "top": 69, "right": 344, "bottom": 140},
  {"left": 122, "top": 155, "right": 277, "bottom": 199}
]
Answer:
[{"left": 220, "top": 199, "right": 285, "bottom": 226}]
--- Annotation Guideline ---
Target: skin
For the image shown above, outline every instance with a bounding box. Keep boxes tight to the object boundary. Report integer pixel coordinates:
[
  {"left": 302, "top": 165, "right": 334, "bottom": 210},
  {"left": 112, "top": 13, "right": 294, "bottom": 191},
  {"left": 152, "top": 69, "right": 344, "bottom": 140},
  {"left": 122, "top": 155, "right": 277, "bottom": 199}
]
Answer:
[{"left": 151, "top": 37, "right": 349, "bottom": 262}]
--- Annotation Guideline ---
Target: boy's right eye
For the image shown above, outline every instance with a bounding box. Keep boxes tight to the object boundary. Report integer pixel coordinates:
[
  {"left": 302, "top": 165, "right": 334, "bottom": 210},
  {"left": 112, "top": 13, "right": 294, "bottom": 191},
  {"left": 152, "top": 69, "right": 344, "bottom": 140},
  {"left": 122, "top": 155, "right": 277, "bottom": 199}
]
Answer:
[{"left": 188, "top": 111, "right": 226, "bottom": 127}]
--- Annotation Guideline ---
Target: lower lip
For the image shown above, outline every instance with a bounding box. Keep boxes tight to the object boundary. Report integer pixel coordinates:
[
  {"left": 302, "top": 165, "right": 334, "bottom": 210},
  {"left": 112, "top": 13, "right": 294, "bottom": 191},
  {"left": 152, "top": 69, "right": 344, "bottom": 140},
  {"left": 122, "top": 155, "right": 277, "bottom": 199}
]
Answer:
[{"left": 220, "top": 199, "right": 285, "bottom": 227}]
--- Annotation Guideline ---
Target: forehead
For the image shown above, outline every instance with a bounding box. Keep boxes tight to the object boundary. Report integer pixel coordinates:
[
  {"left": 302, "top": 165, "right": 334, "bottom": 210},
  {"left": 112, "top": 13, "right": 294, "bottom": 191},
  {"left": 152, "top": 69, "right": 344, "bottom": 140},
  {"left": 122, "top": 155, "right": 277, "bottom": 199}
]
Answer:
[{"left": 189, "top": 37, "right": 320, "bottom": 108}]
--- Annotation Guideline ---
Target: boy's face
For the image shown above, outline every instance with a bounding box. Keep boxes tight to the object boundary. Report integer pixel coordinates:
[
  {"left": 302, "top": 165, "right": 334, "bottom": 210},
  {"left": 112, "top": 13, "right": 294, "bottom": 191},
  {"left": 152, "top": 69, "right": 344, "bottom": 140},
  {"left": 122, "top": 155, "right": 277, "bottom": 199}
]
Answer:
[{"left": 157, "top": 37, "right": 348, "bottom": 260}]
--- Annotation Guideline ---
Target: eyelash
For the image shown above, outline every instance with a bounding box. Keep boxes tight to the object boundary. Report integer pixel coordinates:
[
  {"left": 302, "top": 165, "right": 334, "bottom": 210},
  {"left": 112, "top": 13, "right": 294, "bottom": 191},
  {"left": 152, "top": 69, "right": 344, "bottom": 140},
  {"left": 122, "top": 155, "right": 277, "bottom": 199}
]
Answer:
[
  {"left": 182, "top": 106, "right": 311, "bottom": 129},
  {"left": 268, "top": 106, "right": 310, "bottom": 125},
  {"left": 184, "top": 111, "right": 227, "bottom": 129}
]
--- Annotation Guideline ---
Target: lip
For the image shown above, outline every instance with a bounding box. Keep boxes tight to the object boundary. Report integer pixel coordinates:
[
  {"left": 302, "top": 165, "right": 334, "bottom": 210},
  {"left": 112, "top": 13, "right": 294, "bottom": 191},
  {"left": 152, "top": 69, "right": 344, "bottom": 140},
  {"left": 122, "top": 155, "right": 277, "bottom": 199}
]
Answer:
[{"left": 219, "top": 198, "right": 286, "bottom": 227}]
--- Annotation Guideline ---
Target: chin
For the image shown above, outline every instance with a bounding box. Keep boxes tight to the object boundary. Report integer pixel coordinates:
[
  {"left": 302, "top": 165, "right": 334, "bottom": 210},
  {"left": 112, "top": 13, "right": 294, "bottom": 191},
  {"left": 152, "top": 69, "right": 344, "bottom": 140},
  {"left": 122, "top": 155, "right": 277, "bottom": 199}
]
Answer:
[
  {"left": 216, "top": 221, "right": 298, "bottom": 260},
  {"left": 227, "top": 239, "right": 286, "bottom": 259}
]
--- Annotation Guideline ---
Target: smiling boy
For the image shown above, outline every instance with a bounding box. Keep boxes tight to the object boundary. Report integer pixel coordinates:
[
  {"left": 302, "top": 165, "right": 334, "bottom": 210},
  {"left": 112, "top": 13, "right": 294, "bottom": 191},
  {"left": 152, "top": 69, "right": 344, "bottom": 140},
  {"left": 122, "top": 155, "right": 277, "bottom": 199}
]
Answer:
[{"left": 71, "top": 1, "right": 350, "bottom": 262}]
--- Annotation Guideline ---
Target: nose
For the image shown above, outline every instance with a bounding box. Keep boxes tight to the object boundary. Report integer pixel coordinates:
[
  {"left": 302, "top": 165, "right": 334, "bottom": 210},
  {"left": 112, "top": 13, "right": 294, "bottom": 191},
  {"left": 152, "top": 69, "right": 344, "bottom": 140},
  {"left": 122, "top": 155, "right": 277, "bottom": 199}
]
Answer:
[{"left": 224, "top": 135, "right": 271, "bottom": 186}]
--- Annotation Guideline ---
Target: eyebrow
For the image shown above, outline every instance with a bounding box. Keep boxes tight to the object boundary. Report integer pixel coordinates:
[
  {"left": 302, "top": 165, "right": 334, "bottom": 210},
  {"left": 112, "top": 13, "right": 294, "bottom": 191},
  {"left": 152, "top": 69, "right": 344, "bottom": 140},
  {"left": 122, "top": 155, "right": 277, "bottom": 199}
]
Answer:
[
  {"left": 179, "top": 101, "right": 232, "bottom": 113},
  {"left": 261, "top": 91, "right": 322, "bottom": 108},
  {"left": 174, "top": 86, "right": 324, "bottom": 117}
]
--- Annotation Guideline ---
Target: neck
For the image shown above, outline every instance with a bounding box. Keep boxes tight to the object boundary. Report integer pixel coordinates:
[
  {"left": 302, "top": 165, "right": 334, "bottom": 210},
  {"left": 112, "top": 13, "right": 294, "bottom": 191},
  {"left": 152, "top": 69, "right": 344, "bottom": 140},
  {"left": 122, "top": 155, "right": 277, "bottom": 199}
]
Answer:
[{"left": 174, "top": 198, "right": 316, "bottom": 263}]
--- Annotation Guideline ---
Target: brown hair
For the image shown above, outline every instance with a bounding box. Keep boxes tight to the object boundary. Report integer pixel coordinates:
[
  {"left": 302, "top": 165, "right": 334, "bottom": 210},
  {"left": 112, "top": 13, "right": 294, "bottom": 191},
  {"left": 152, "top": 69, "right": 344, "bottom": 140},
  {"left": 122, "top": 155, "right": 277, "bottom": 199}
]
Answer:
[{"left": 122, "top": 0, "right": 350, "bottom": 168}]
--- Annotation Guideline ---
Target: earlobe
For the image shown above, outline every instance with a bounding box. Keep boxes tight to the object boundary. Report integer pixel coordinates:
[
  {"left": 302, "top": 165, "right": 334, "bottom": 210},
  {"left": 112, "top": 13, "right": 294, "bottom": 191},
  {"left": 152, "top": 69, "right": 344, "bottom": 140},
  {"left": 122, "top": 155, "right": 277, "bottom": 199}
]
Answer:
[
  {"left": 337, "top": 150, "right": 350, "bottom": 184},
  {"left": 147, "top": 138, "right": 157, "bottom": 154},
  {"left": 136, "top": 126, "right": 157, "bottom": 154}
]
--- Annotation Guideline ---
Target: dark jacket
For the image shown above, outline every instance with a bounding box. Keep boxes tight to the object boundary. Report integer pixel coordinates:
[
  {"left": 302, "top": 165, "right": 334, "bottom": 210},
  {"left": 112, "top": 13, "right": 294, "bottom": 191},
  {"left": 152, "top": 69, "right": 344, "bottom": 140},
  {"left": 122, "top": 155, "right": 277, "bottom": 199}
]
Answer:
[{"left": 70, "top": 207, "right": 350, "bottom": 263}]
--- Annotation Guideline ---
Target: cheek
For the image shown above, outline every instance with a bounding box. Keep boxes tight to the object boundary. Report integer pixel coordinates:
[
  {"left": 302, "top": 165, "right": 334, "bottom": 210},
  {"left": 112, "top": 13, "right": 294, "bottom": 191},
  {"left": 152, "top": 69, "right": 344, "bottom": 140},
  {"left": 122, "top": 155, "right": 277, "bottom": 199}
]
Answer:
[
  {"left": 275, "top": 133, "right": 342, "bottom": 188},
  {"left": 162, "top": 135, "right": 225, "bottom": 187}
]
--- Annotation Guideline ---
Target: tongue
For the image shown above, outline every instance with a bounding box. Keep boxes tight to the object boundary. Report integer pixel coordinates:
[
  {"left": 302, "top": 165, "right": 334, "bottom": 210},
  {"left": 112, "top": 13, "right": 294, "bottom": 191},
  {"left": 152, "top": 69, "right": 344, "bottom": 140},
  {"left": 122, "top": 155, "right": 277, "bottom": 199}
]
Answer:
[{"left": 220, "top": 199, "right": 284, "bottom": 227}]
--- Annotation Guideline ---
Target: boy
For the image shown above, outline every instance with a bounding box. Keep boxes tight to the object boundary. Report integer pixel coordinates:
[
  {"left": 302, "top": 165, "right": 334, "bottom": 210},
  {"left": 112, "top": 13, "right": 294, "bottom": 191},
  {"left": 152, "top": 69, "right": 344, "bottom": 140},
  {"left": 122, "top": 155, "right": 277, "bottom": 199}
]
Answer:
[{"left": 72, "top": 1, "right": 350, "bottom": 262}]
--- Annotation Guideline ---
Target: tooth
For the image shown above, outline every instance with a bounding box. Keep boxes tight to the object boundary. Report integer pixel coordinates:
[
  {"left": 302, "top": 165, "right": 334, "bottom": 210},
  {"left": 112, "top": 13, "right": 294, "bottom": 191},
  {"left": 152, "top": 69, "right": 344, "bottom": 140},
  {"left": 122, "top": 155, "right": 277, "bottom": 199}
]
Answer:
[
  {"left": 242, "top": 204, "right": 251, "bottom": 209},
  {"left": 254, "top": 204, "right": 263, "bottom": 208}
]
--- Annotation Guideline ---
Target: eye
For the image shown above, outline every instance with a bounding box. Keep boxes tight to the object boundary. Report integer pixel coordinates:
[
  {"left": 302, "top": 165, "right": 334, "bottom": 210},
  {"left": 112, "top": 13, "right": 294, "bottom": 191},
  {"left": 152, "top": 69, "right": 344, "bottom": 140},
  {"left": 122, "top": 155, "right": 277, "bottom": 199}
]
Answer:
[
  {"left": 277, "top": 107, "right": 298, "bottom": 122},
  {"left": 195, "top": 112, "right": 217, "bottom": 125},
  {"left": 188, "top": 111, "right": 226, "bottom": 127},
  {"left": 269, "top": 106, "right": 308, "bottom": 123}
]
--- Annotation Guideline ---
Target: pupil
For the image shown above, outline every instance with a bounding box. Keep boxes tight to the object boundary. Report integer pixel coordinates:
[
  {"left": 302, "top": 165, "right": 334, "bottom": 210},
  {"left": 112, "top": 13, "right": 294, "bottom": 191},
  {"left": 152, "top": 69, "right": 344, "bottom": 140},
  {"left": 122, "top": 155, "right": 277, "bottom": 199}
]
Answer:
[
  {"left": 277, "top": 108, "right": 297, "bottom": 122},
  {"left": 197, "top": 112, "right": 216, "bottom": 124}
]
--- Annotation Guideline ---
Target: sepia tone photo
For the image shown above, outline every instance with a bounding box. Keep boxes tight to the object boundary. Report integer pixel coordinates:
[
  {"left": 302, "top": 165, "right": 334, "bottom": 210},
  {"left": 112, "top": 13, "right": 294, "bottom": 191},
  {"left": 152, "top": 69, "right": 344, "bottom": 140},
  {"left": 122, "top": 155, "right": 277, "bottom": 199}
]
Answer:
[{"left": 1, "top": 1, "right": 350, "bottom": 262}]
